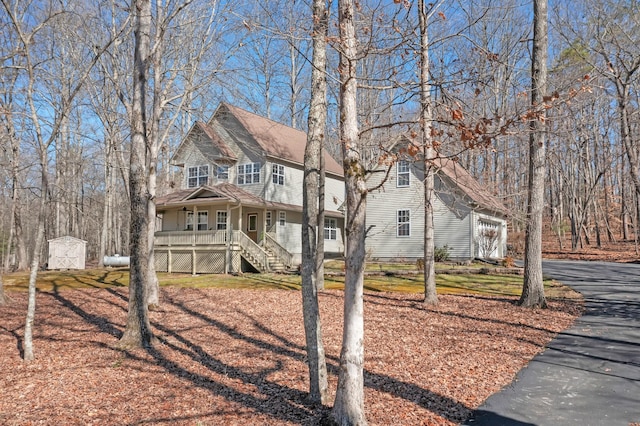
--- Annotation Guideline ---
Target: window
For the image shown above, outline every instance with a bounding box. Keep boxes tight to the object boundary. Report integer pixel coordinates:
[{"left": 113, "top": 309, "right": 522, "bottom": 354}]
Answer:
[
  {"left": 266, "top": 211, "right": 272, "bottom": 228},
  {"left": 216, "top": 211, "right": 227, "bottom": 230},
  {"left": 272, "top": 164, "right": 285, "bottom": 185},
  {"left": 237, "top": 162, "right": 261, "bottom": 184},
  {"left": 217, "top": 165, "right": 229, "bottom": 181},
  {"left": 278, "top": 211, "right": 286, "bottom": 227},
  {"left": 324, "top": 218, "right": 337, "bottom": 240},
  {"left": 397, "top": 160, "right": 410, "bottom": 187},
  {"left": 186, "top": 212, "right": 193, "bottom": 230},
  {"left": 187, "top": 165, "right": 209, "bottom": 188},
  {"left": 186, "top": 211, "right": 208, "bottom": 231},
  {"left": 397, "top": 209, "right": 410, "bottom": 237},
  {"left": 248, "top": 214, "right": 258, "bottom": 232}
]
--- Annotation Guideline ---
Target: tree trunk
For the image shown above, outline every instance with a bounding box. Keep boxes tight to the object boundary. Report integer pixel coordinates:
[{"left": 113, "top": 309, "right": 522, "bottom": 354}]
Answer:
[
  {"left": 519, "top": 0, "right": 548, "bottom": 309},
  {"left": 300, "top": 0, "right": 329, "bottom": 405},
  {"left": 0, "top": 272, "right": 6, "bottom": 305},
  {"left": 419, "top": 0, "right": 437, "bottom": 305},
  {"left": 317, "top": 145, "right": 326, "bottom": 291},
  {"left": 119, "top": 0, "right": 154, "bottom": 349},
  {"left": 23, "top": 160, "right": 48, "bottom": 361},
  {"left": 13, "top": 203, "right": 28, "bottom": 271},
  {"left": 332, "top": 1, "right": 367, "bottom": 423}
]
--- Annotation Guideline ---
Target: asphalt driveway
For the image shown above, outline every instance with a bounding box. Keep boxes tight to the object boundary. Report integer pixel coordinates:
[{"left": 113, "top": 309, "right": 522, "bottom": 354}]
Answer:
[{"left": 464, "top": 259, "right": 640, "bottom": 426}]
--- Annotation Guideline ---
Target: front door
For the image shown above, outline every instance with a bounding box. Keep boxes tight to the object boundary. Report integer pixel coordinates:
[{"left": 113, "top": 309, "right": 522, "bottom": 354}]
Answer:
[{"left": 247, "top": 213, "right": 258, "bottom": 242}]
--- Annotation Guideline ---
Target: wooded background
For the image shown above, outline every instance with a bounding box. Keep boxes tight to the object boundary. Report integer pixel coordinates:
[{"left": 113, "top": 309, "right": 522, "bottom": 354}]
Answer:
[{"left": 1, "top": 0, "right": 638, "bottom": 269}]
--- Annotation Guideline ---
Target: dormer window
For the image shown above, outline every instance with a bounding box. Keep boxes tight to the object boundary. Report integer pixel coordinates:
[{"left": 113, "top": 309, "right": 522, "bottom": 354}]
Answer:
[
  {"left": 216, "top": 165, "right": 229, "bottom": 181},
  {"left": 272, "top": 164, "right": 285, "bottom": 185},
  {"left": 188, "top": 165, "right": 209, "bottom": 188},
  {"left": 237, "top": 162, "right": 261, "bottom": 184},
  {"left": 397, "top": 160, "right": 410, "bottom": 187}
]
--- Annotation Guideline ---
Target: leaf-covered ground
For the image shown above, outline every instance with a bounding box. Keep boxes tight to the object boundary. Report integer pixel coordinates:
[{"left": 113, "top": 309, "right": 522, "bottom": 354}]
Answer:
[{"left": 0, "top": 287, "right": 582, "bottom": 425}]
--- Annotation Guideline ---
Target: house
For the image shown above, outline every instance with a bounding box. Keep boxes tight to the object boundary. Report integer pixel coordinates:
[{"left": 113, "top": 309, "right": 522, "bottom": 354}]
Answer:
[
  {"left": 47, "top": 236, "right": 87, "bottom": 270},
  {"left": 154, "top": 103, "right": 346, "bottom": 274},
  {"left": 365, "top": 141, "right": 508, "bottom": 261}
]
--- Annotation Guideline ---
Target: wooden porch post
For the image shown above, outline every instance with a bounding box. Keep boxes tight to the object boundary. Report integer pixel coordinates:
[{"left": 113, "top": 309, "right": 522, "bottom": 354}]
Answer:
[{"left": 262, "top": 207, "right": 267, "bottom": 246}]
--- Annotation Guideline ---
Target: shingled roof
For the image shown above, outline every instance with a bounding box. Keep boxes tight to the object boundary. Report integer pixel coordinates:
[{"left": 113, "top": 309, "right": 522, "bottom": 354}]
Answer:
[
  {"left": 193, "top": 121, "right": 237, "bottom": 160},
  {"left": 219, "top": 103, "right": 344, "bottom": 177},
  {"left": 433, "top": 157, "right": 508, "bottom": 217}
]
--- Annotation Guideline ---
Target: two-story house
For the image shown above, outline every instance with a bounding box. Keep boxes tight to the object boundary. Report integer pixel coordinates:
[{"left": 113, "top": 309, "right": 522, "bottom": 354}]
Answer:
[
  {"left": 366, "top": 137, "right": 509, "bottom": 261},
  {"left": 154, "top": 103, "right": 345, "bottom": 274}
]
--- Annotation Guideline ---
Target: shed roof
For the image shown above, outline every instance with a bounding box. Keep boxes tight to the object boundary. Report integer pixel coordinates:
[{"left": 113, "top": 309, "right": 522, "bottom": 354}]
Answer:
[{"left": 47, "top": 236, "right": 87, "bottom": 244}]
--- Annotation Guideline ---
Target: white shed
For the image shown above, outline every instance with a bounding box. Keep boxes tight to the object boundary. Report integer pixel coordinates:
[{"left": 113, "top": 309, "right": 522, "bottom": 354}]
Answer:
[{"left": 47, "top": 236, "right": 87, "bottom": 270}]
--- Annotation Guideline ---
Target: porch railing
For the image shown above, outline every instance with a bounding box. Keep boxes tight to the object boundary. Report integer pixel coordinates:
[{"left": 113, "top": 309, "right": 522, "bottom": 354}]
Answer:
[
  {"left": 154, "top": 230, "right": 227, "bottom": 246},
  {"left": 155, "top": 229, "right": 291, "bottom": 273},
  {"left": 263, "top": 233, "right": 293, "bottom": 269}
]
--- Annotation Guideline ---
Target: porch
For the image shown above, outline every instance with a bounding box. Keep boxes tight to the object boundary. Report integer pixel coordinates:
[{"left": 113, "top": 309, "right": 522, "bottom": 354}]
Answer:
[{"left": 154, "top": 230, "right": 294, "bottom": 274}]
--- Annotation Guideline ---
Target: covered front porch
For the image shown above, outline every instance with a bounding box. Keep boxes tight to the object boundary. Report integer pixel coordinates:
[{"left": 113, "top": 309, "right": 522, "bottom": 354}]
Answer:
[{"left": 154, "top": 186, "right": 297, "bottom": 274}]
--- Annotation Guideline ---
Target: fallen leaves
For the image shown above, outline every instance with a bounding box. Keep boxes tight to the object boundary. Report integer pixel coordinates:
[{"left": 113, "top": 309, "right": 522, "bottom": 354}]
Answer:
[{"left": 0, "top": 287, "right": 582, "bottom": 425}]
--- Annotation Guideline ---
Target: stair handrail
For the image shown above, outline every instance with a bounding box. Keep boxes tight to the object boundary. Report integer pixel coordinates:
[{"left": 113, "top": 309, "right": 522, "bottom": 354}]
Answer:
[
  {"left": 232, "top": 231, "right": 269, "bottom": 271},
  {"left": 263, "top": 233, "right": 293, "bottom": 269}
]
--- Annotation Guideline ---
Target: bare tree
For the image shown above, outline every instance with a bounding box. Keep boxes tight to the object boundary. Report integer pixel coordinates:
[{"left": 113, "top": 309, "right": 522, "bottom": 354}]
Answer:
[
  {"left": 118, "top": 0, "right": 155, "bottom": 349},
  {"left": 300, "top": 0, "right": 330, "bottom": 405},
  {"left": 419, "top": 0, "right": 439, "bottom": 305},
  {"left": 331, "top": 0, "right": 367, "bottom": 423},
  {"left": 2, "top": 0, "right": 119, "bottom": 359},
  {"left": 519, "top": 0, "right": 548, "bottom": 308}
]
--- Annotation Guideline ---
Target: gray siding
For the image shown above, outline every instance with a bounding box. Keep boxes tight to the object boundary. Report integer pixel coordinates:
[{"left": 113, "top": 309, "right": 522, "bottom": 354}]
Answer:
[{"left": 366, "top": 161, "right": 485, "bottom": 260}]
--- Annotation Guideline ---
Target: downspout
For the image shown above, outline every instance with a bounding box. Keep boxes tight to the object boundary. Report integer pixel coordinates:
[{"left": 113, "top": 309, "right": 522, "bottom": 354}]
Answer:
[{"left": 470, "top": 210, "right": 476, "bottom": 260}]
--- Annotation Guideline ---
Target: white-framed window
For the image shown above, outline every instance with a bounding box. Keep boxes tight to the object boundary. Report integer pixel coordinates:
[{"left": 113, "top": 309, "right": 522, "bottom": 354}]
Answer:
[
  {"left": 187, "top": 165, "right": 209, "bottom": 188},
  {"left": 237, "top": 162, "right": 261, "bottom": 184},
  {"left": 186, "top": 211, "right": 208, "bottom": 231},
  {"left": 397, "top": 209, "right": 410, "bottom": 237},
  {"left": 248, "top": 214, "right": 258, "bottom": 232},
  {"left": 216, "top": 165, "right": 229, "bottom": 181},
  {"left": 324, "top": 218, "right": 337, "bottom": 240},
  {"left": 266, "top": 211, "right": 272, "bottom": 228},
  {"left": 278, "top": 211, "right": 286, "bottom": 227},
  {"left": 397, "top": 160, "right": 410, "bottom": 187},
  {"left": 272, "top": 164, "right": 285, "bottom": 185},
  {"left": 216, "top": 211, "right": 227, "bottom": 230}
]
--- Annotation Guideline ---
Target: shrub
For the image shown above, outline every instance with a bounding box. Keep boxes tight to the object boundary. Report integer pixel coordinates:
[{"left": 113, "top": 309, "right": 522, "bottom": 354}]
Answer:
[{"left": 434, "top": 245, "right": 451, "bottom": 262}]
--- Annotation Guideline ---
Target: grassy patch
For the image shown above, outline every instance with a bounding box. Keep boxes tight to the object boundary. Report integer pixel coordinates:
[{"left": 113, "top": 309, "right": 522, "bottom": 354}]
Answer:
[{"left": 2, "top": 267, "right": 579, "bottom": 299}]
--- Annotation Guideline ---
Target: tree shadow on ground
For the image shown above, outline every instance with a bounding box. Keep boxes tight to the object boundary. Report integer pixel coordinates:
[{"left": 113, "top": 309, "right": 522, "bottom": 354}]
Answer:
[
  {"left": 27, "top": 287, "right": 477, "bottom": 424},
  {"left": 163, "top": 290, "right": 473, "bottom": 424}
]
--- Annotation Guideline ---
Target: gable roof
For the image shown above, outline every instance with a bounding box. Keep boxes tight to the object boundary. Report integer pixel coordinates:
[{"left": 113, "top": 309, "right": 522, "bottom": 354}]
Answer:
[
  {"left": 218, "top": 103, "right": 344, "bottom": 177},
  {"left": 172, "top": 121, "right": 237, "bottom": 166},
  {"left": 382, "top": 134, "right": 508, "bottom": 217},
  {"left": 194, "top": 121, "right": 237, "bottom": 160},
  {"left": 433, "top": 157, "right": 508, "bottom": 217}
]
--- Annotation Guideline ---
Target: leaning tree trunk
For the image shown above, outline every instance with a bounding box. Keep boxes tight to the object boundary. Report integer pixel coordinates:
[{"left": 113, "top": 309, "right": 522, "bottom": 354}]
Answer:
[
  {"left": 419, "top": 0, "right": 437, "bottom": 305},
  {"left": 520, "top": 0, "right": 548, "bottom": 308},
  {"left": 119, "top": 0, "right": 154, "bottom": 349},
  {"left": 23, "top": 162, "right": 48, "bottom": 361},
  {"left": 332, "top": 0, "right": 367, "bottom": 424}
]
